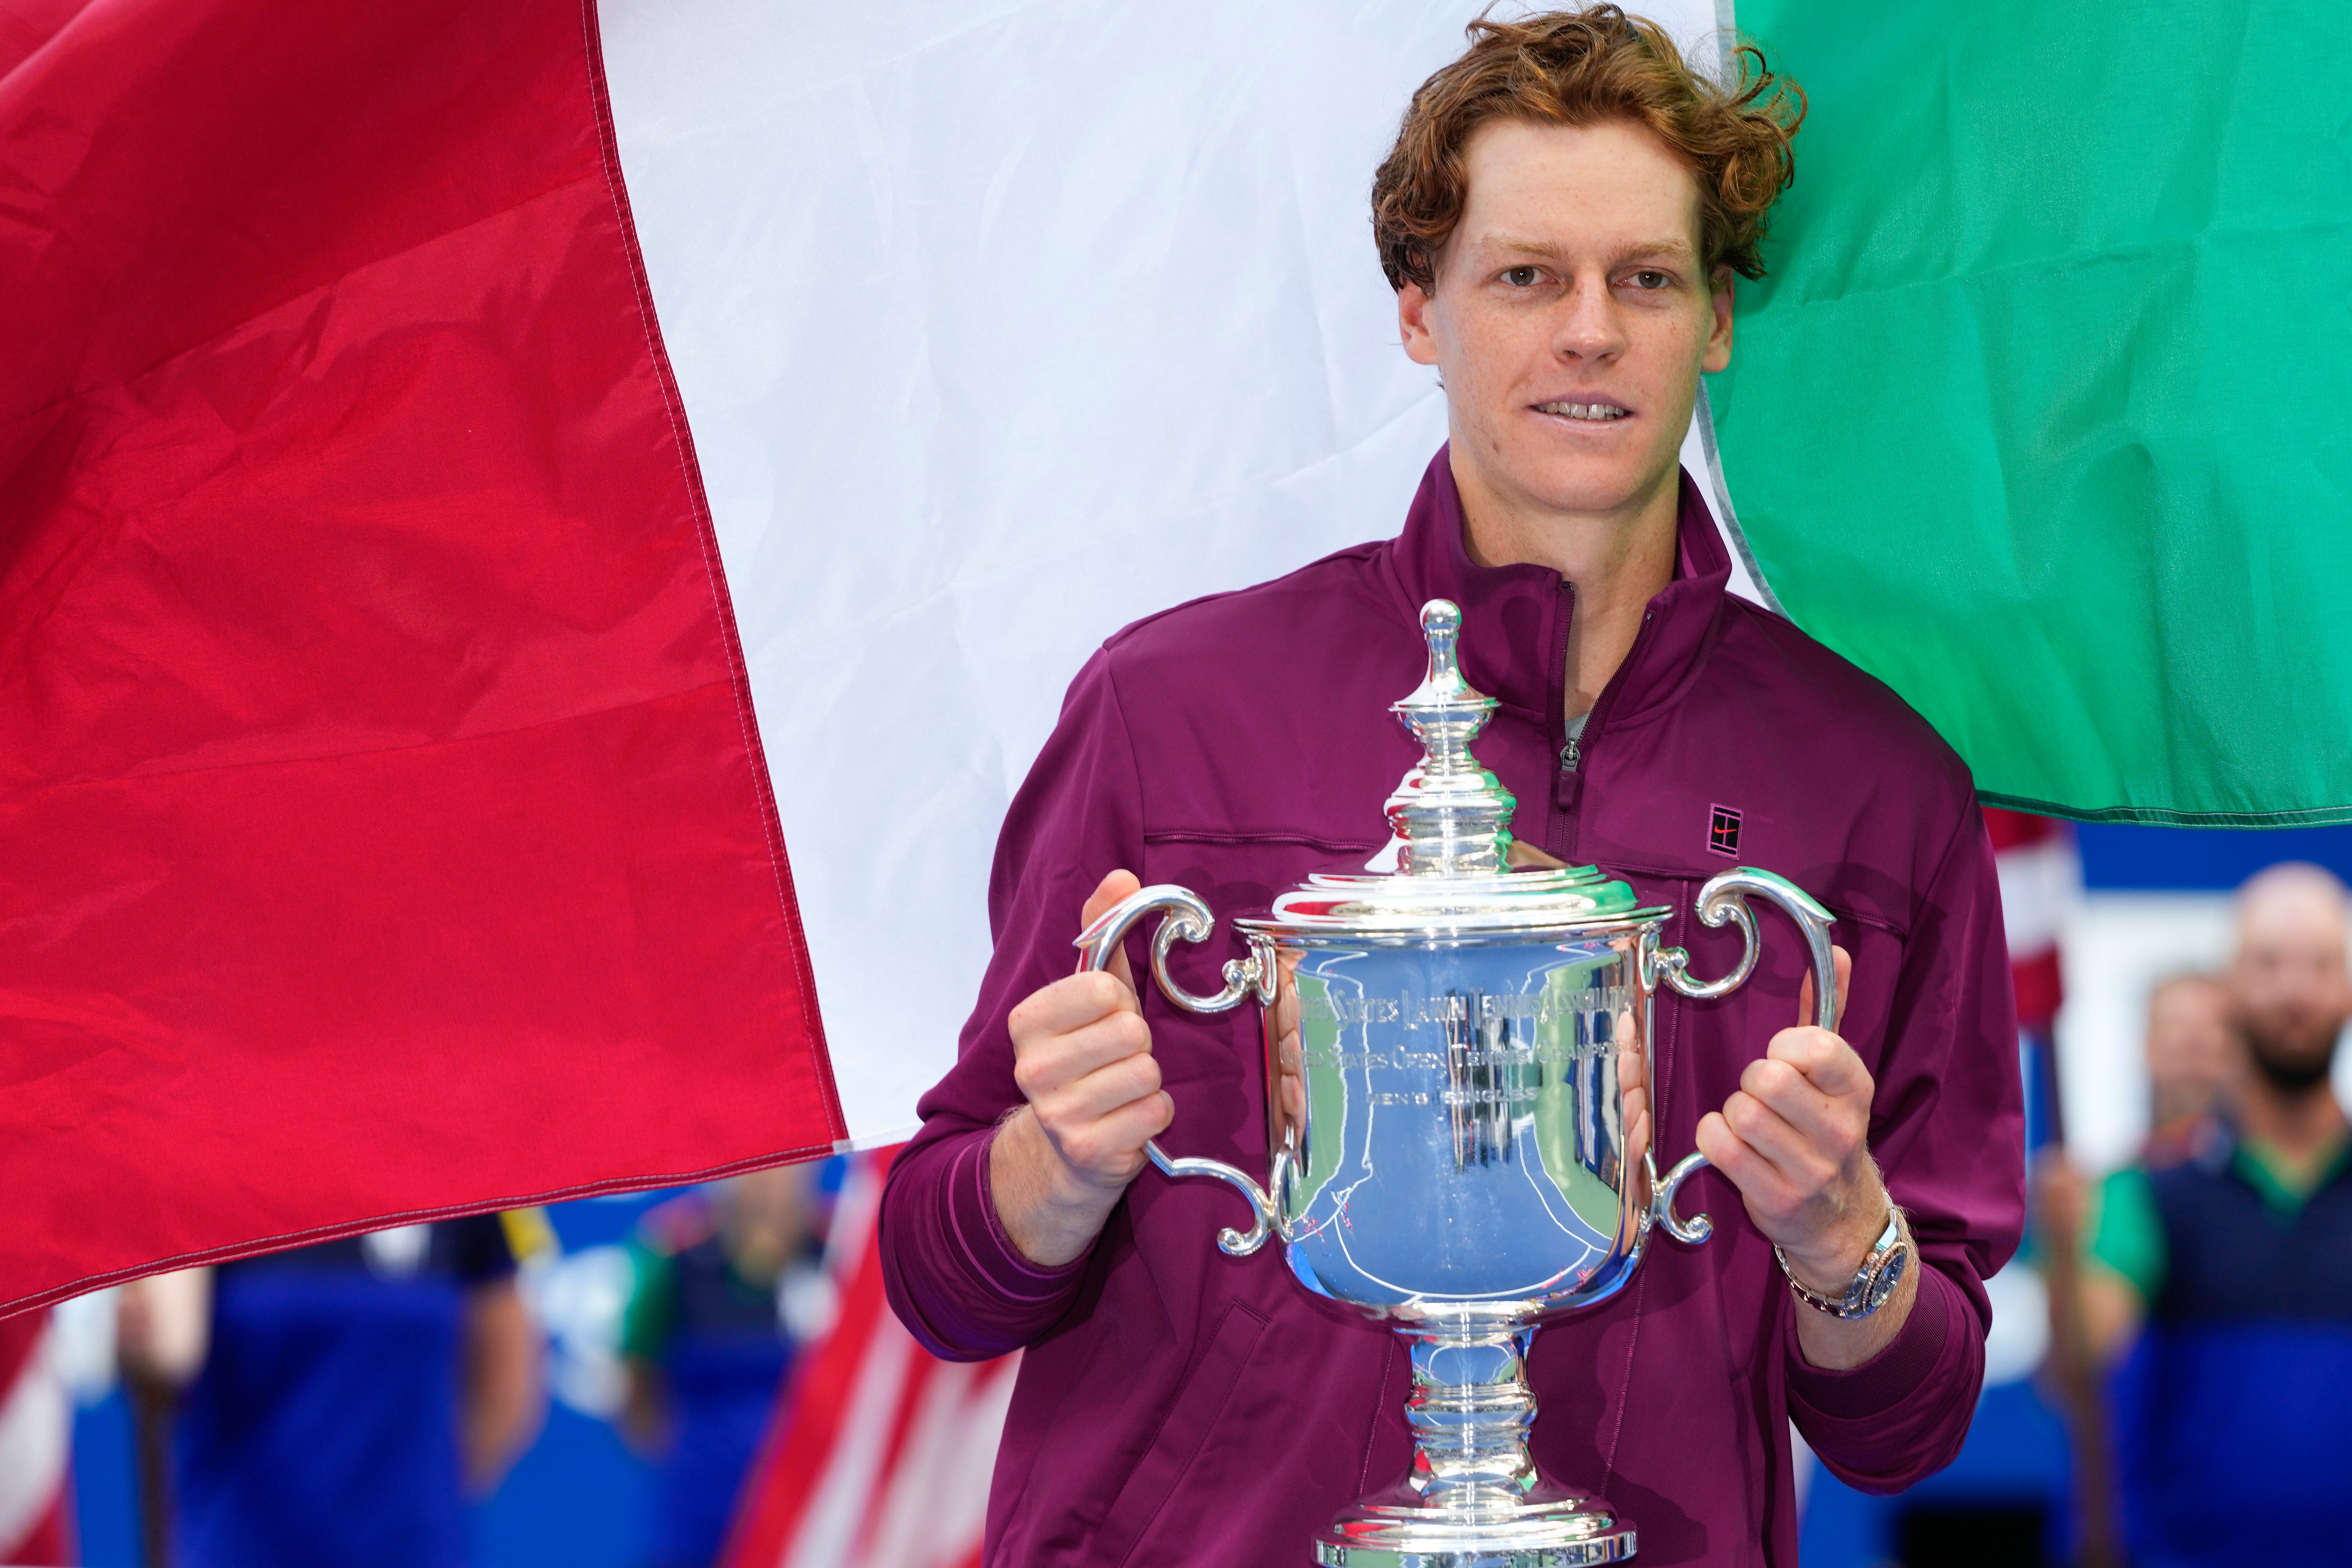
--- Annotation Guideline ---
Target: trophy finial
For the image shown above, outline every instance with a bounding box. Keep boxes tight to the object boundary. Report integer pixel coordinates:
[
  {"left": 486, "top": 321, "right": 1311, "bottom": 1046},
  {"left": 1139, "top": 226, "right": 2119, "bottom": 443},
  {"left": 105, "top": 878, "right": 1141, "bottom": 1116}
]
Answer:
[{"left": 1381, "top": 599, "right": 1517, "bottom": 876}]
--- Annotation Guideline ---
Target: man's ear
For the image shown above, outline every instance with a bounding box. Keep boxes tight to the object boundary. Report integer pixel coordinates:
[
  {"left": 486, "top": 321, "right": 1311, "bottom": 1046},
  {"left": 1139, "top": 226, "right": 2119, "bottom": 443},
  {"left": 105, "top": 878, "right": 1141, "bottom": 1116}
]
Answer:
[
  {"left": 1398, "top": 277, "right": 1441, "bottom": 367},
  {"left": 1702, "top": 265, "right": 1735, "bottom": 374}
]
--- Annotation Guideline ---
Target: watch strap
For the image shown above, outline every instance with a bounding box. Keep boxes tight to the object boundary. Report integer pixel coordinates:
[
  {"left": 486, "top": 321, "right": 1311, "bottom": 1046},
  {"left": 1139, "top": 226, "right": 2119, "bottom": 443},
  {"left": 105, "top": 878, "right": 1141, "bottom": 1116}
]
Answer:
[{"left": 1776, "top": 1206, "right": 1911, "bottom": 1320}]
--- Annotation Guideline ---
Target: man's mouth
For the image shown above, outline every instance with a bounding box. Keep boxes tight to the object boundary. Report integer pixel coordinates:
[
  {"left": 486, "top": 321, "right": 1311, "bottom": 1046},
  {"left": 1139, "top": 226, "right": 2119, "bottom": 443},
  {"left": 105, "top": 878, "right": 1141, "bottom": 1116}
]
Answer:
[{"left": 1532, "top": 400, "right": 1630, "bottom": 422}]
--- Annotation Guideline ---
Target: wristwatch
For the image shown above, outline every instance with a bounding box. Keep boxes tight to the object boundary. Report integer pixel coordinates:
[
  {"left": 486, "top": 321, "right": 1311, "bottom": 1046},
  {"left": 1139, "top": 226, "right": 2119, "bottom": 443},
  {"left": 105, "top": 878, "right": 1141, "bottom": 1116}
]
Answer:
[{"left": 1775, "top": 1207, "right": 1911, "bottom": 1319}]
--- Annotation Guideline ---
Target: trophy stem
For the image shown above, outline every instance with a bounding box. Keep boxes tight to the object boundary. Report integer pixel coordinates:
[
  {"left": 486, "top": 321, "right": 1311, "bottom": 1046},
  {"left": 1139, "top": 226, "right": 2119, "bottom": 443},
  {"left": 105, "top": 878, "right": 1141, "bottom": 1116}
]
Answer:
[
  {"left": 1405, "top": 1321, "right": 1544, "bottom": 1511},
  {"left": 1315, "top": 1317, "right": 1635, "bottom": 1567}
]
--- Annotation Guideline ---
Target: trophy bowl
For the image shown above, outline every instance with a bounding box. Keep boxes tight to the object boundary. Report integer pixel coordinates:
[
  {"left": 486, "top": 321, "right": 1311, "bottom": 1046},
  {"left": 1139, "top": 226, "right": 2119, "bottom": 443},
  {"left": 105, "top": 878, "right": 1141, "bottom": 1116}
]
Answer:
[{"left": 1075, "top": 601, "right": 1833, "bottom": 1567}]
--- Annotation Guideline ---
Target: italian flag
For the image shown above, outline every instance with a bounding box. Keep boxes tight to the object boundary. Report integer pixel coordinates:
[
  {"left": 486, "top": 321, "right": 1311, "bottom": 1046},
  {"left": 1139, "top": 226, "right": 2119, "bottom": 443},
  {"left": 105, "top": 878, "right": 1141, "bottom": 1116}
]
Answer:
[
  {"left": 1715, "top": 0, "right": 2350, "bottom": 827},
  {"left": 1, "top": 0, "right": 2339, "bottom": 1310}
]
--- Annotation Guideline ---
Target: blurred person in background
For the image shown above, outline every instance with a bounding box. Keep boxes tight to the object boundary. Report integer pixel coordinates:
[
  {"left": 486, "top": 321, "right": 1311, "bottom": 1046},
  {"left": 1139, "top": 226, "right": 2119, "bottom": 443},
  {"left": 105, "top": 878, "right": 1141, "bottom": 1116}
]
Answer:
[
  {"left": 117, "top": 1213, "right": 547, "bottom": 1568},
  {"left": 2058, "top": 864, "right": 2352, "bottom": 1565},
  {"left": 2135, "top": 970, "right": 2234, "bottom": 1168},
  {"left": 2038, "top": 972, "right": 2234, "bottom": 1330},
  {"left": 618, "top": 1165, "right": 824, "bottom": 1568}
]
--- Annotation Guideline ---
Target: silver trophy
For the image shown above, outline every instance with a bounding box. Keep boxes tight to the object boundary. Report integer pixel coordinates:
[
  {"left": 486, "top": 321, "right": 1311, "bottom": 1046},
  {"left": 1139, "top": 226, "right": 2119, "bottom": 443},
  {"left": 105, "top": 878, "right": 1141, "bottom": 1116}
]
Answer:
[{"left": 1076, "top": 599, "right": 1834, "bottom": 1567}]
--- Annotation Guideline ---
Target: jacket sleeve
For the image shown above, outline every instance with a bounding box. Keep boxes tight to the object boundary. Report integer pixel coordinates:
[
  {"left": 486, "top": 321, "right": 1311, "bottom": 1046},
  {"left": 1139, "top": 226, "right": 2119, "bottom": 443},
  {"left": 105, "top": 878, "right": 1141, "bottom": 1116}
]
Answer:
[
  {"left": 878, "top": 650, "right": 1145, "bottom": 1361},
  {"left": 1786, "top": 800, "right": 2026, "bottom": 1491}
]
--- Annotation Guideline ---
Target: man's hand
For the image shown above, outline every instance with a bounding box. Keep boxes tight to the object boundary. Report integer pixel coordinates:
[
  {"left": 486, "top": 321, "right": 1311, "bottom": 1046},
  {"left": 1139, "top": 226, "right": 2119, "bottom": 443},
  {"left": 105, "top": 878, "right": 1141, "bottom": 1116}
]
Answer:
[
  {"left": 1695, "top": 947, "right": 1876, "bottom": 1281},
  {"left": 990, "top": 869, "right": 1175, "bottom": 1267},
  {"left": 1692, "top": 948, "right": 1918, "bottom": 1367},
  {"left": 2034, "top": 1150, "right": 2143, "bottom": 1367}
]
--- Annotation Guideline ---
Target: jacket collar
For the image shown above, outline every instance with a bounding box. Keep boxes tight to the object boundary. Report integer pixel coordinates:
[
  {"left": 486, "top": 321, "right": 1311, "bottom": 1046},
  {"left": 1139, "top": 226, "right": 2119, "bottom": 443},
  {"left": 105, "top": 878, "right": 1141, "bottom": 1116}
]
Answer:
[{"left": 1385, "top": 445, "right": 1731, "bottom": 732}]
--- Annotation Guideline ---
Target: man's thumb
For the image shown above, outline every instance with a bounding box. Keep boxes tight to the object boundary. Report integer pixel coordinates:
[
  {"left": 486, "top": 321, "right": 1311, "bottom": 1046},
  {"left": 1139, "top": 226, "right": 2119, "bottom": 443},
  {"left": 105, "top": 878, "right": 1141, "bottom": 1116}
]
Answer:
[
  {"left": 1796, "top": 944, "right": 1854, "bottom": 1031},
  {"left": 1080, "top": 868, "right": 1144, "bottom": 994}
]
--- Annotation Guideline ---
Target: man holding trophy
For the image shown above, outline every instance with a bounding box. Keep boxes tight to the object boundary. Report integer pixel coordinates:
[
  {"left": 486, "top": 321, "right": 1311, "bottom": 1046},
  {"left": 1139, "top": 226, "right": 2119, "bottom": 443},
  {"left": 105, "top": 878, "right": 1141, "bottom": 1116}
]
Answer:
[{"left": 881, "top": 9, "right": 2023, "bottom": 1564}]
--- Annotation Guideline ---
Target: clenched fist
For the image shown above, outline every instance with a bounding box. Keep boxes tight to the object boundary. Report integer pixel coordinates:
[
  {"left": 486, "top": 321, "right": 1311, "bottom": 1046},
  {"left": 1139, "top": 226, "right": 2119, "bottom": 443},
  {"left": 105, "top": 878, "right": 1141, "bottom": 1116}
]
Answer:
[
  {"left": 990, "top": 870, "right": 1176, "bottom": 1266},
  {"left": 1693, "top": 947, "right": 1919, "bottom": 1366}
]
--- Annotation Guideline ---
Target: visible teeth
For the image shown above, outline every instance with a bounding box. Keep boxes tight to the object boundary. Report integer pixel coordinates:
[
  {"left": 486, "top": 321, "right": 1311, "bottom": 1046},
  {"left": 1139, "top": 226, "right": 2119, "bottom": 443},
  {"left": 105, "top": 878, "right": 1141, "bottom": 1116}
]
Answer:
[{"left": 1538, "top": 401, "right": 1627, "bottom": 421}]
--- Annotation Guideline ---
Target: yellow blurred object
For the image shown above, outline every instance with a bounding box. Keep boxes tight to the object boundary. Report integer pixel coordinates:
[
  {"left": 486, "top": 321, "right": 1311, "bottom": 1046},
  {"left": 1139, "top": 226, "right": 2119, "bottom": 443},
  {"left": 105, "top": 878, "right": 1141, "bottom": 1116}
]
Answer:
[{"left": 498, "top": 1208, "right": 560, "bottom": 1265}]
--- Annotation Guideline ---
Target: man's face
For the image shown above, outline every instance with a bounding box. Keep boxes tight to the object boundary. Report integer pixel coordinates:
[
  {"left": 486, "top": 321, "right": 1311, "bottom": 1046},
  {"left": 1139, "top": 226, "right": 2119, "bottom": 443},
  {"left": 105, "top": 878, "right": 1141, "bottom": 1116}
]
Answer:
[
  {"left": 716, "top": 1163, "right": 815, "bottom": 1265},
  {"left": 2230, "top": 890, "right": 2352, "bottom": 1091},
  {"left": 2144, "top": 976, "right": 2231, "bottom": 1121},
  {"left": 1398, "top": 117, "right": 1732, "bottom": 527}
]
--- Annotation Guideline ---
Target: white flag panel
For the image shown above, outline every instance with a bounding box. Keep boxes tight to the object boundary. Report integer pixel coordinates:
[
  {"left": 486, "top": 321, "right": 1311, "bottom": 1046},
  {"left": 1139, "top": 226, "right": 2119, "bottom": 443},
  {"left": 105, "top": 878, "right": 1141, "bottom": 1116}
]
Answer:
[{"left": 600, "top": 0, "right": 1741, "bottom": 1144}]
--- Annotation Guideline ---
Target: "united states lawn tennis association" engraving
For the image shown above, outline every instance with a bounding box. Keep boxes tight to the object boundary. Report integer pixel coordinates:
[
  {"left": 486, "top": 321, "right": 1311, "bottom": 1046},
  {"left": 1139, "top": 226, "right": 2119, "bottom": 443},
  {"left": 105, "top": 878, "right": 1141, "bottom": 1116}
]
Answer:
[{"left": 1297, "top": 983, "right": 1635, "bottom": 1078}]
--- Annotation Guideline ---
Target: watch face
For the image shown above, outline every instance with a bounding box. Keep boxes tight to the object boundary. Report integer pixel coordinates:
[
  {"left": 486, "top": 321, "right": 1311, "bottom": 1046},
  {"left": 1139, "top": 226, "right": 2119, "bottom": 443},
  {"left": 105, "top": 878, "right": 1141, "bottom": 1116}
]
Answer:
[{"left": 1865, "top": 1245, "right": 1910, "bottom": 1311}]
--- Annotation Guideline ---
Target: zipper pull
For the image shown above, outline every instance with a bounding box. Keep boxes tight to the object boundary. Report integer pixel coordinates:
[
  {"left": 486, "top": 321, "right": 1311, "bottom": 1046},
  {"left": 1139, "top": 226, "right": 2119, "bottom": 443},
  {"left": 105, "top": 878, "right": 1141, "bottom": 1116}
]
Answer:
[{"left": 1559, "top": 737, "right": 1580, "bottom": 773}]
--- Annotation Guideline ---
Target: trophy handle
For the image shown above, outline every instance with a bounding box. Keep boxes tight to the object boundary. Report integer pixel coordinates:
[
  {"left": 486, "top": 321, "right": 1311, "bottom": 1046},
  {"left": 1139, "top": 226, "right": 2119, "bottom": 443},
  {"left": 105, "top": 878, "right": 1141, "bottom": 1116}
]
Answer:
[
  {"left": 1649, "top": 1149, "right": 1717, "bottom": 1246},
  {"left": 1643, "top": 867, "right": 1838, "bottom": 1246},
  {"left": 1072, "top": 883, "right": 1283, "bottom": 1257},
  {"left": 1146, "top": 1144, "right": 1291, "bottom": 1258},
  {"left": 1648, "top": 867, "right": 1836, "bottom": 1026},
  {"left": 1072, "top": 883, "right": 1273, "bottom": 1015}
]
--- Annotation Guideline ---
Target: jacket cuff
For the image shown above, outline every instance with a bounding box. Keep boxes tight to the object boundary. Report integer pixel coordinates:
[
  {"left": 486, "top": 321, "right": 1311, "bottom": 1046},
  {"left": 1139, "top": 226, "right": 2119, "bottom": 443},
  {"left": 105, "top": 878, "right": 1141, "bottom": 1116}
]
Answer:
[
  {"left": 1784, "top": 1253, "right": 1962, "bottom": 1421},
  {"left": 946, "top": 1124, "right": 1091, "bottom": 1304}
]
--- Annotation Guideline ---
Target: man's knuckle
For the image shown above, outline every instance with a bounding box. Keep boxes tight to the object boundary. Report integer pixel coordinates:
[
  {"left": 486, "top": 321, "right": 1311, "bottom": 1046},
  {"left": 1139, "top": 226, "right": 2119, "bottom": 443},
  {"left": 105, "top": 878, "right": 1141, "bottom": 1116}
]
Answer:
[{"left": 1103, "top": 1060, "right": 1144, "bottom": 1104}]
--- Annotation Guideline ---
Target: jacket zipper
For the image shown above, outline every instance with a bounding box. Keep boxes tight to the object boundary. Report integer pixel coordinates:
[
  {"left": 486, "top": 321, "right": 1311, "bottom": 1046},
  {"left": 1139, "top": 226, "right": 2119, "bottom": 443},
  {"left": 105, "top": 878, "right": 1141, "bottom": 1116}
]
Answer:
[
  {"left": 1545, "top": 582, "right": 1577, "bottom": 860},
  {"left": 1558, "top": 608, "right": 1659, "bottom": 862}
]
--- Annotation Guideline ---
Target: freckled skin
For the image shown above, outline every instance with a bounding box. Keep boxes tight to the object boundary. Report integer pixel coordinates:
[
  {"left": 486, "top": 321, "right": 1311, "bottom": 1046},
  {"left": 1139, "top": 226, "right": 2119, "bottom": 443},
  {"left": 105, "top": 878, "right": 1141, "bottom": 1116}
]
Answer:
[
  {"left": 1394, "top": 118, "right": 1729, "bottom": 722},
  {"left": 1397, "top": 118, "right": 1731, "bottom": 571}
]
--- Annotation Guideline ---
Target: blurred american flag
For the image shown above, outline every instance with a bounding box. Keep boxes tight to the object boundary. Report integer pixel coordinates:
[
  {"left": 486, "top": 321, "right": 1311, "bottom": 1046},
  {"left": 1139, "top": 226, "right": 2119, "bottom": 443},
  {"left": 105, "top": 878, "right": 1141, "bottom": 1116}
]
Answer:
[
  {"left": 722, "top": 1153, "right": 1014, "bottom": 1568},
  {"left": 1986, "top": 807, "right": 2075, "bottom": 1034},
  {"left": 0, "top": 1309, "right": 70, "bottom": 1565}
]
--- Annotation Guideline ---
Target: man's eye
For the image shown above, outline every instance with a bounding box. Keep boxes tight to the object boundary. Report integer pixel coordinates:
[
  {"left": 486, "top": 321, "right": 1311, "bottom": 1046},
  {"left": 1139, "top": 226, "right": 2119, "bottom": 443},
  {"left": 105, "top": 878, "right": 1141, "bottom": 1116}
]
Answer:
[
  {"left": 1628, "top": 270, "right": 1671, "bottom": 290},
  {"left": 1503, "top": 265, "right": 1542, "bottom": 287}
]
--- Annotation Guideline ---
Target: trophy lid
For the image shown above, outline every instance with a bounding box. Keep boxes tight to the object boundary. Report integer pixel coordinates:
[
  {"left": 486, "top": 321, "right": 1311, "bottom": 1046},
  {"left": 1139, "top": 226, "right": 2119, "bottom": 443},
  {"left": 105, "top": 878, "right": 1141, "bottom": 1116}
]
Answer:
[{"left": 1237, "top": 600, "right": 1660, "bottom": 939}]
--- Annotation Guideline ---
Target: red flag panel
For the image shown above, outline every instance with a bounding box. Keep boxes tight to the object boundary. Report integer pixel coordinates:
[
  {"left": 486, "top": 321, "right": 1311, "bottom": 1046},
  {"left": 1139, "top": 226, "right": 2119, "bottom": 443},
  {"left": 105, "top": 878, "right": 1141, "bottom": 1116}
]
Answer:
[{"left": 0, "top": 0, "right": 841, "bottom": 1313}]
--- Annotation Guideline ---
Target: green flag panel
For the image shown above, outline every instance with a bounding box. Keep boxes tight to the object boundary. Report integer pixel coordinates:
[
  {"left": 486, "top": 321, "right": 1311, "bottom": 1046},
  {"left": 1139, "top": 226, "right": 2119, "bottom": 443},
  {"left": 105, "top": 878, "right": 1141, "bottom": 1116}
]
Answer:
[{"left": 1714, "top": 0, "right": 2352, "bottom": 824}]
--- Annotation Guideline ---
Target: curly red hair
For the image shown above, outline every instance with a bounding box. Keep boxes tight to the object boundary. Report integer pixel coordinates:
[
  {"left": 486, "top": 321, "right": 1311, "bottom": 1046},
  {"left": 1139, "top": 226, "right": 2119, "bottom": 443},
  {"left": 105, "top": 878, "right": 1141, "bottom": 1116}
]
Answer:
[{"left": 1371, "top": 7, "right": 1805, "bottom": 291}]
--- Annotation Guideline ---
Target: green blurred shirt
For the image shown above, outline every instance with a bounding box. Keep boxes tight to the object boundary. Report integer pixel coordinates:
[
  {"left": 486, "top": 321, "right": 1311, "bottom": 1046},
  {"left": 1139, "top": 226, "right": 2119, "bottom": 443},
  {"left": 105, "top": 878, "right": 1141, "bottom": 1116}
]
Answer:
[{"left": 2090, "top": 1130, "right": 2352, "bottom": 1302}]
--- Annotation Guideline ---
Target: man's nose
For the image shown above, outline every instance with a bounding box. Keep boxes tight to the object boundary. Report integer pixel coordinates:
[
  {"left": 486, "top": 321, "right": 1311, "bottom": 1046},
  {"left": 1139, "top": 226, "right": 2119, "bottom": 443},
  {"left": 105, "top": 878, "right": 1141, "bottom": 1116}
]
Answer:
[{"left": 1552, "top": 276, "right": 1626, "bottom": 362}]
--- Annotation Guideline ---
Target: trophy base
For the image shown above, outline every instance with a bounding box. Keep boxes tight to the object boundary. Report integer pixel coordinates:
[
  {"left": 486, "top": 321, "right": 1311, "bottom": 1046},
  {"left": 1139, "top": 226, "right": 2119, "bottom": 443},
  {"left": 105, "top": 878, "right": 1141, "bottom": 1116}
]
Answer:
[{"left": 1313, "top": 1493, "right": 1636, "bottom": 1567}]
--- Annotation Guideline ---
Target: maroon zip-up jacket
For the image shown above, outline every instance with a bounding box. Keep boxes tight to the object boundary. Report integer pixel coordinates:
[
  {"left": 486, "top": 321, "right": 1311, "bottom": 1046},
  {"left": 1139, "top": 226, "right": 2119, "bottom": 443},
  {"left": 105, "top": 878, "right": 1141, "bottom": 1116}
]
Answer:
[{"left": 881, "top": 449, "right": 2025, "bottom": 1566}]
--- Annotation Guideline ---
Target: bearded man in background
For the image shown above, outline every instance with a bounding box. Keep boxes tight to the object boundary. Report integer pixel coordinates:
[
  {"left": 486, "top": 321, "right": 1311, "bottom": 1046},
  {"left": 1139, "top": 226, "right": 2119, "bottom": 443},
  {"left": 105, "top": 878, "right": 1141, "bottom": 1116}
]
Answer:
[{"left": 2081, "top": 863, "right": 2352, "bottom": 1567}]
